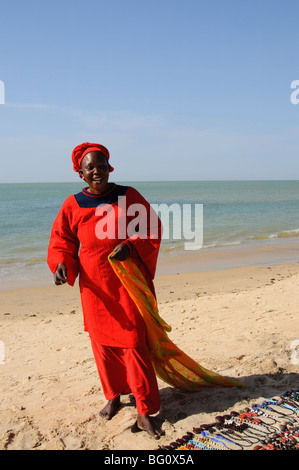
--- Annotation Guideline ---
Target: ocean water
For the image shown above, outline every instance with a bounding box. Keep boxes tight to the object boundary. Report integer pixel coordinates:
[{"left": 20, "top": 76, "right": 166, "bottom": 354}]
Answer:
[{"left": 0, "top": 180, "right": 298, "bottom": 288}]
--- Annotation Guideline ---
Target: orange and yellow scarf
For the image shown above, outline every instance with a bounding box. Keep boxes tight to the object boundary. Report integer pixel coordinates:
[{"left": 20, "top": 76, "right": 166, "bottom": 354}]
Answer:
[{"left": 108, "top": 254, "right": 244, "bottom": 391}]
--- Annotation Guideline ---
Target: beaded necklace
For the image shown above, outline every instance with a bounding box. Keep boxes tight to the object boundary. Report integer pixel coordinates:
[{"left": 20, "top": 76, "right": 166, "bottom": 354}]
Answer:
[
  {"left": 199, "top": 430, "right": 244, "bottom": 450},
  {"left": 158, "top": 388, "right": 299, "bottom": 452}
]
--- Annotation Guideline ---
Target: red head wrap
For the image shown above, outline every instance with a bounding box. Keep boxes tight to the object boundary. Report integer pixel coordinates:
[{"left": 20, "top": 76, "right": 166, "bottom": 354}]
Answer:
[{"left": 71, "top": 142, "right": 114, "bottom": 173}]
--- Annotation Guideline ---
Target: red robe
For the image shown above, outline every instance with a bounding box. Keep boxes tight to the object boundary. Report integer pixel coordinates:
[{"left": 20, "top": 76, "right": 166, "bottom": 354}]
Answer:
[{"left": 47, "top": 184, "right": 162, "bottom": 348}]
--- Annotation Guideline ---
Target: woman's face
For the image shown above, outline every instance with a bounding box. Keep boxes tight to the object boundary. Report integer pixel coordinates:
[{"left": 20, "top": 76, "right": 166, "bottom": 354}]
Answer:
[{"left": 79, "top": 151, "right": 110, "bottom": 193}]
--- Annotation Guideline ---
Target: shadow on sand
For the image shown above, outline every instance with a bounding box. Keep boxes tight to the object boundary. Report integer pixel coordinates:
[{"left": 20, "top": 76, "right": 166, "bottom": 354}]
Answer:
[{"left": 156, "top": 371, "right": 299, "bottom": 427}]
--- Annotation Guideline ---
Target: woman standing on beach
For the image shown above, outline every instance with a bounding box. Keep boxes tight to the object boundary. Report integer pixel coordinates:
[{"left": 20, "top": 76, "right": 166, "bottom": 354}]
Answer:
[{"left": 47, "top": 142, "right": 163, "bottom": 439}]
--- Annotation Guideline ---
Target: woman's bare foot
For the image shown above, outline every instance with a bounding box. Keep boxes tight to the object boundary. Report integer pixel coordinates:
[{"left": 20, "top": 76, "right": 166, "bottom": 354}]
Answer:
[
  {"left": 136, "top": 414, "right": 164, "bottom": 439},
  {"left": 100, "top": 396, "right": 121, "bottom": 420}
]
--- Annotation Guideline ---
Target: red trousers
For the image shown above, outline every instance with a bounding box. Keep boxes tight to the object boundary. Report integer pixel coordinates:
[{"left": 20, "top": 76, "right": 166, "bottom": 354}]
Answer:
[{"left": 90, "top": 340, "right": 160, "bottom": 415}]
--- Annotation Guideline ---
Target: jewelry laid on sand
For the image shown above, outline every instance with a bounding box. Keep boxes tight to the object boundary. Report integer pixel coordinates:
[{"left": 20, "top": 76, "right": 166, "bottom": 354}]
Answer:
[{"left": 158, "top": 389, "right": 299, "bottom": 451}]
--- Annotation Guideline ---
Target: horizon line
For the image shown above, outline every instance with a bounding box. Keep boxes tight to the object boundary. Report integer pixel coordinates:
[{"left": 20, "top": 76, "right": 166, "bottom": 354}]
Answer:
[{"left": 0, "top": 178, "right": 298, "bottom": 185}]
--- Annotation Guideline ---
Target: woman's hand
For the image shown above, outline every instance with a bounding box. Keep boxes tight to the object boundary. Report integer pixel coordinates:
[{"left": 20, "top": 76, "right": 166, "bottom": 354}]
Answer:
[
  {"left": 53, "top": 263, "right": 68, "bottom": 285},
  {"left": 110, "top": 242, "right": 130, "bottom": 261}
]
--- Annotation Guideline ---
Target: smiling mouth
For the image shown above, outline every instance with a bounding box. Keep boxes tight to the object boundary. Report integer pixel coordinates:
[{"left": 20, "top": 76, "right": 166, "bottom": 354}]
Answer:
[{"left": 93, "top": 178, "right": 103, "bottom": 182}]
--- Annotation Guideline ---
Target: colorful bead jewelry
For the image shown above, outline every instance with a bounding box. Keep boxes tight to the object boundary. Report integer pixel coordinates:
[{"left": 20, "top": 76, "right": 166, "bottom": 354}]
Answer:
[{"left": 157, "top": 389, "right": 299, "bottom": 451}]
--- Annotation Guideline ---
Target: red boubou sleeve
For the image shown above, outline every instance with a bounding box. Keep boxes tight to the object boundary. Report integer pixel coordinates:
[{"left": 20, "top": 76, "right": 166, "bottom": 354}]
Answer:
[{"left": 47, "top": 195, "right": 80, "bottom": 286}]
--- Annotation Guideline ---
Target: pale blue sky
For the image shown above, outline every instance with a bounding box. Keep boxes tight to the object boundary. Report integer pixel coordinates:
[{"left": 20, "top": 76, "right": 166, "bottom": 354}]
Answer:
[{"left": 1, "top": 0, "right": 299, "bottom": 183}]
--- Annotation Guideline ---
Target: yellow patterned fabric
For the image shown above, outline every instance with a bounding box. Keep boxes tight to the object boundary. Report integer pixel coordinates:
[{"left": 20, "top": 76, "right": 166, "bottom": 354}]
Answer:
[{"left": 108, "top": 254, "right": 244, "bottom": 391}]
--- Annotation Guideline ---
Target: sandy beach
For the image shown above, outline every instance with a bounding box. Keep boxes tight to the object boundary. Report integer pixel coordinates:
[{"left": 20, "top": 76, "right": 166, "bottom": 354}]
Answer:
[{"left": 1, "top": 249, "right": 299, "bottom": 450}]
